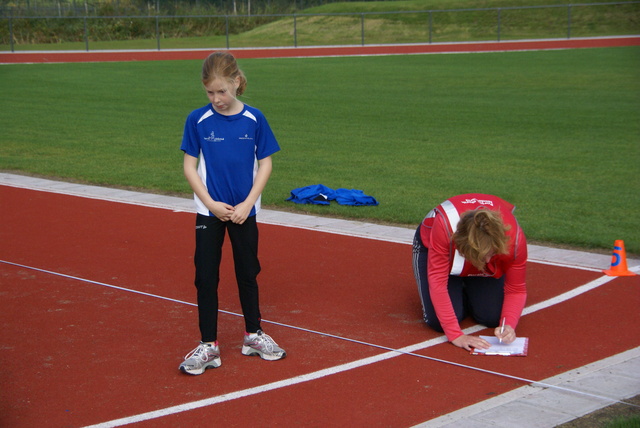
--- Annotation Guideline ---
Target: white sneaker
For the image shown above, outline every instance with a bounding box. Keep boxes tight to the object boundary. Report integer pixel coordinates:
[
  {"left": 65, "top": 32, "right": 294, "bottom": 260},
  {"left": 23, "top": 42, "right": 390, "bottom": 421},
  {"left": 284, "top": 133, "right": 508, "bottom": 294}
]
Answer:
[
  {"left": 241, "top": 330, "right": 286, "bottom": 361},
  {"left": 179, "top": 342, "right": 221, "bottom": 375}
]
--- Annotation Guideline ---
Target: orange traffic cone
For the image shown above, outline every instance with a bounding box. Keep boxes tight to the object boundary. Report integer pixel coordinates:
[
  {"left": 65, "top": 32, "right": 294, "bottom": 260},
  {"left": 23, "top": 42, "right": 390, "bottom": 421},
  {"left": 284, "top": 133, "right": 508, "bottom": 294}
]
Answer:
[{"left": 603, "top": 240, "right": 637, "bottom": 276}]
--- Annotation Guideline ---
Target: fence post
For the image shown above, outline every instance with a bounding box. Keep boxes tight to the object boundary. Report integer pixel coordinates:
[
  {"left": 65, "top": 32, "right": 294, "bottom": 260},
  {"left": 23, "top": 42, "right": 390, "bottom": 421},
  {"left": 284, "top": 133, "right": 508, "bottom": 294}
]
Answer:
[
  {"left": 225, "top": 15, "right": 229, "bottom": 49},
  {"left": 156, "top": 16, "right": 160, "bottom": 50},
  {"left": 497, "top": 8, "right": 501, "bottom": 42},
  {"left": 84, "top": 16, "right": 88, "bottom": 51},
  {"left": 361, "top": 13, "right": 364, "bottom": 46},
  {"left": 428, "top": 11, "right": 432, "bottom": 44},
  {"left": 567, "top": 5, "right": 572, "bottom": 39},
  {"left": 293, "top": 14, "right": 297, "bottom": 47},
  {"left": 9, "top": 17, "right": 14, "bottom": 52}
]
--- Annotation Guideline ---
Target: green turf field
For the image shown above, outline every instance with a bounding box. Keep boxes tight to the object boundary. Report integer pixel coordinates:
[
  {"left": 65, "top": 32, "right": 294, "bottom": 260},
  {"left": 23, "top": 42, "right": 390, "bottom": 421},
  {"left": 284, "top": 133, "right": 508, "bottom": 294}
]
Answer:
[{"left": 1, "top": 46, "right": 639, "bottom": 253}]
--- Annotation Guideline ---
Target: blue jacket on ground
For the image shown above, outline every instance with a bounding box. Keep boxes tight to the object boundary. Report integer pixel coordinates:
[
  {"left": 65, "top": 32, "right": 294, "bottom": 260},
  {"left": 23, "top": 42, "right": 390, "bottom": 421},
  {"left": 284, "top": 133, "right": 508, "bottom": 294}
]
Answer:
[
  {"left": 287, "top": 184, "right": 378, "bottom": 206},
  {"left": 334, "top": 188, "right": 379, "bottom": 206}
]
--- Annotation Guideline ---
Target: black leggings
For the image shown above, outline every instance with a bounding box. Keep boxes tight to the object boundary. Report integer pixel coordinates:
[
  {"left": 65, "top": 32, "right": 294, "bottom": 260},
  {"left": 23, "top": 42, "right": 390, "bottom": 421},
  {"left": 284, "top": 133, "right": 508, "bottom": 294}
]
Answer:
[
  {"left": 412, "top": 227, "right": 504, "bottom": 332},
  {"left": 194, "top": 214, "right": 262, "bottom": 342}
]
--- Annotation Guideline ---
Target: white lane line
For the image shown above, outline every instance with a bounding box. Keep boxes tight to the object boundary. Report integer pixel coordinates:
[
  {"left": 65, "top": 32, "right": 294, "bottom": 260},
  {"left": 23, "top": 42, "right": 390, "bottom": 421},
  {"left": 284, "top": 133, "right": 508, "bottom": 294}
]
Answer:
[
  {"left": 1, "top": 259, "right": 632, "bottom": 427},
  {"left": 0, "top": 174, "right": 628, "bottom": 274},
  {"left": 3, "top": 175, "right": 637, "bottom": 425}
]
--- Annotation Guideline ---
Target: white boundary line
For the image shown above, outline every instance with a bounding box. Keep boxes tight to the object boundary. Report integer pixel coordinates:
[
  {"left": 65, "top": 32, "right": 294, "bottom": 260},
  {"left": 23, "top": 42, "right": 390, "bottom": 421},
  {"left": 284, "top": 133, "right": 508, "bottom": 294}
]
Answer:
[
  {"left": 417, "top": 346, "right": 640, "bottom": 428},
  {"left": 2, "top": 172, "right": 635, "bottom": 273},
  {"left": 1, "top": 36, "right": 638, "bottom": 65},
  {"left": 1, "top": 36, "right": 636, "bottom": 55},
  {"left": 2, "top": 173, "right": 639, "bottom": 426},
  {"left": 2, "top": 258, "right": 636, "bottom": 428}
]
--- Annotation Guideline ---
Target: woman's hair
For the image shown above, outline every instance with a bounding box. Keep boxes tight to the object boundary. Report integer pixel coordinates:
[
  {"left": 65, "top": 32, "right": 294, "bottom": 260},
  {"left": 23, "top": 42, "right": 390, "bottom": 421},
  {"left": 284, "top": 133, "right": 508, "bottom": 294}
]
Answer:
[
  {"left": 202, "top": 51, "right": 247, "bottom": 96},
  {"left": 452, "top": 209, "right": 510, "bottom": 270}
]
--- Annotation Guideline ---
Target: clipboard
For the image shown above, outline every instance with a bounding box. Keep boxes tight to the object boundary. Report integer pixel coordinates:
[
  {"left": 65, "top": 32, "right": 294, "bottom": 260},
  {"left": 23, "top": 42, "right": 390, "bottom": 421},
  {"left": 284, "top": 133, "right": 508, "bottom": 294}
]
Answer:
[{"left": 470, "top": 336, "right": 529, "bottom": 356}]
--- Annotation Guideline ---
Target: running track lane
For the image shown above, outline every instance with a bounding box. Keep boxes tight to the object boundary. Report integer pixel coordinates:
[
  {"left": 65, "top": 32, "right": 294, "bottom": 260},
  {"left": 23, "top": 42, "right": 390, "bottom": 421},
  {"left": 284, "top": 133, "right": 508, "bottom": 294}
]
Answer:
[
  {"left": 1, "top": 185, "right": 638, "bottom": 427},
  {"left": 0, "top": 36, "right": 638, "bottom": 63}
]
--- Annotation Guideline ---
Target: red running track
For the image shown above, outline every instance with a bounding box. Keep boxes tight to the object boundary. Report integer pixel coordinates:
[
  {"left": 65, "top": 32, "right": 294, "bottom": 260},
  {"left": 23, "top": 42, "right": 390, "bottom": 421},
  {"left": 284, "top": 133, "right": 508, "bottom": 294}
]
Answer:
[
  {"left": 1, "top": 185, "right": 638, "bottom": 427},
  {"left": 0, "top": 36, "right": 638, "bottom": 63}
]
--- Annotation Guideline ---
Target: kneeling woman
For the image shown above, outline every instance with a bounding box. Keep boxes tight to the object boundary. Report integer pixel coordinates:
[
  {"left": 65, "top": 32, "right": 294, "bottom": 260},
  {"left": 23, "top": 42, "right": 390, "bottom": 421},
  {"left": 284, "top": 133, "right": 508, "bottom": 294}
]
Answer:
[{"left": 412, "top": 194, "right": 528, "bottom": 351}]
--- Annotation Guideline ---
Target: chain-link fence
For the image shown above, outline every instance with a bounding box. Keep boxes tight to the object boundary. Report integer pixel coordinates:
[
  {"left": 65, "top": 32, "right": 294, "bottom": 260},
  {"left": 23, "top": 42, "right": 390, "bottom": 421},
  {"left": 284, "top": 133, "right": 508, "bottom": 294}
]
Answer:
[
  {"left": 2, "top": 1, "right": 638, "bottom": 52},
  {"left": 1, "top": 0, "right": 343, "bottom": 16}
]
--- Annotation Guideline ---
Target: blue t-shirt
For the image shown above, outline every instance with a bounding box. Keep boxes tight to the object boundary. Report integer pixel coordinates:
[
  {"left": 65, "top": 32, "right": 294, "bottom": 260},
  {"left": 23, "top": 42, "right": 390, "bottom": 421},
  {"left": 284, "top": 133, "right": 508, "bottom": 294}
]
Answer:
[{"left": 181, "top": 104, "right": 280, "bottom": 217}]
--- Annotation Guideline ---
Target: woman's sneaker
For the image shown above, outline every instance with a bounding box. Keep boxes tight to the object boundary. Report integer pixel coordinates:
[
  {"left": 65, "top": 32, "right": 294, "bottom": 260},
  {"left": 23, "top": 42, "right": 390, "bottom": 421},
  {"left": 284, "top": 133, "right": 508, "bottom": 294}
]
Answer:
[
  {"left": 179, "top": 342, "right": 221, "bottom": 375},
  {"left": 242, "top": 330, "right": 286, "bottom": 361}
]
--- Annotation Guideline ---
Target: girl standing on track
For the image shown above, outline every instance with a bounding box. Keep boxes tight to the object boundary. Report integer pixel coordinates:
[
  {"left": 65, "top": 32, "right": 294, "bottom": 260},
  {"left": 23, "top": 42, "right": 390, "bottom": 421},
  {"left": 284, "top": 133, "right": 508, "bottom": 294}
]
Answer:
[
  {"left": 412, "top": 193, "right": 528, "bottom": 351},
  {"left": 179, "top": 51, "right": 285, "bottom": 375}
]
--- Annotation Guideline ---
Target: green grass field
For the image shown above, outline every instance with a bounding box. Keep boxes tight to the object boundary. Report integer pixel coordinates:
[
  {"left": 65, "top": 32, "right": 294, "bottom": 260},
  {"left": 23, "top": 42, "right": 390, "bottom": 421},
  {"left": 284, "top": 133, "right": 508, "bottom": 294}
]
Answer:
[{"left": 1, "top": 46, "right": 639, "bottom": 254}]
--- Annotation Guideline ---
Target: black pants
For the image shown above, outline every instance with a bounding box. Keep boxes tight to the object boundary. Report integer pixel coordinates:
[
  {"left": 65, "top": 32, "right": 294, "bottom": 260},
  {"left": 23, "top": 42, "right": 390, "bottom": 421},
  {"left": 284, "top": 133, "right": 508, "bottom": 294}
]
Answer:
[
  {"left": 412, "top": 227, "right": 504, "bottom": 332},
  {"left": 194, "top": 214, "right": 262, "bottom": 342}
]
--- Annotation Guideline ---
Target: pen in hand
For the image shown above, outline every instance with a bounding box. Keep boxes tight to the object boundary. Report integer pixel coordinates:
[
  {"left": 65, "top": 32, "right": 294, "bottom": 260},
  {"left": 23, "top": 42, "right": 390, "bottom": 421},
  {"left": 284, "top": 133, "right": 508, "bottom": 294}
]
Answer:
[{"left": 499, "top": 317, "right": 506, "bottom": 343}]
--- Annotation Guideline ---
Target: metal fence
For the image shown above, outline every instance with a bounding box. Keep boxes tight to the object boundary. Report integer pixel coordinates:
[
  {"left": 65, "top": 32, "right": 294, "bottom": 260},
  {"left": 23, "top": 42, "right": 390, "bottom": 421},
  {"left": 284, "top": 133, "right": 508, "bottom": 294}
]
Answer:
[
  {"left": 2, "top": 1, "right": 639, "bottom": 52},
  {"left": 1, "top": 0, "right": 338, "bottom": 17}
]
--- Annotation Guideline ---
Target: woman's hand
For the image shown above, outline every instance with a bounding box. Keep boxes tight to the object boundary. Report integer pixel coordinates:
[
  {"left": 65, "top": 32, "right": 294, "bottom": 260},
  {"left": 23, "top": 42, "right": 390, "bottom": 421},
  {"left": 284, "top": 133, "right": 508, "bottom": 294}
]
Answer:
[
  {"left": 451, "top": 334, "right": 491, "bottom": 351},
  {"left": 495, "top": 324, "right": 516, "bottom": 344}
]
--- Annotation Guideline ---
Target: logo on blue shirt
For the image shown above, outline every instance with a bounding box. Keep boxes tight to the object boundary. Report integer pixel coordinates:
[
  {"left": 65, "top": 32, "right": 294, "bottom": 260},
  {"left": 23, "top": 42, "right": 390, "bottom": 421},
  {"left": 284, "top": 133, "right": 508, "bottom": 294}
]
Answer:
[{"left": 204, "top": 131, "right": 224, "bottom": 142}]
